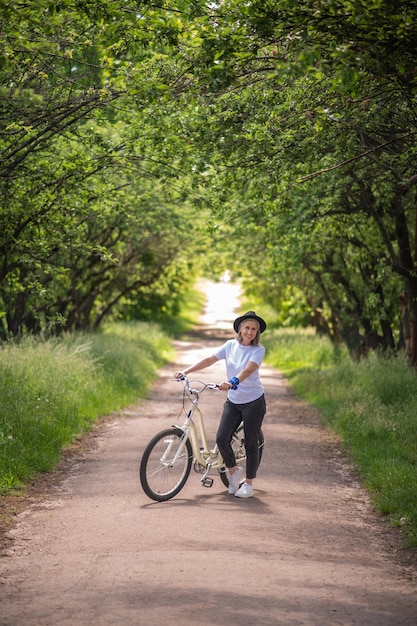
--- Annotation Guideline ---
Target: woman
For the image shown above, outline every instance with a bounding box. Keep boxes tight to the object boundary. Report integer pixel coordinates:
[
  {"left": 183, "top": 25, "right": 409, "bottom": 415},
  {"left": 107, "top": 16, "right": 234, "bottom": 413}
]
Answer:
[{"left": 174, "top": 311, "right": 267, "bottom": 499}]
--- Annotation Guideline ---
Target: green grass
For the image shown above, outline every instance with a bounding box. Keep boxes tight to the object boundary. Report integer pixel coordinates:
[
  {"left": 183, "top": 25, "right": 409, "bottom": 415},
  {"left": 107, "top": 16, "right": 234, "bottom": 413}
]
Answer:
[
  {"left": 0, "top": 322, "right": 173, "bottom": 495},
  {"left": 264, "top": 328, "right": 417, "bottom": 549},
  {"left": 0, "top": 281, "right": 204, "bottom": 498}
]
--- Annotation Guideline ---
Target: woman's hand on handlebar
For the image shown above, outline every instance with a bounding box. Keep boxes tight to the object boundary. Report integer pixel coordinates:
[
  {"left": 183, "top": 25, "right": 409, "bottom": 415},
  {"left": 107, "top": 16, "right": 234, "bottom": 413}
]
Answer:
[{"left": 173, "top": 371, "right": 186, "bottom": 379}]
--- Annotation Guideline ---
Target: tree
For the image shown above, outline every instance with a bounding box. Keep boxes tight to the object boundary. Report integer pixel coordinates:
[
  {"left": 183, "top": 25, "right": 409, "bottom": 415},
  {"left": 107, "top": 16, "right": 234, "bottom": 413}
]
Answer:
[
  {"left": 167, "top": 0, "right": 417, "bottom": 362},
  {"left": 0, "top": 1, "right": 207, "bottom": 337},
  {"left": 3, "top": 0, "right": 417, "bottom": 366}
]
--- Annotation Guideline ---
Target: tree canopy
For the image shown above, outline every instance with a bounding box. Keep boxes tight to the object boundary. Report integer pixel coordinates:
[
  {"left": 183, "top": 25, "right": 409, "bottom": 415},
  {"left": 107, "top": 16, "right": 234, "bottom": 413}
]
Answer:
[{"left": 1, "top": 1, "right": 417, "bottom": 363}]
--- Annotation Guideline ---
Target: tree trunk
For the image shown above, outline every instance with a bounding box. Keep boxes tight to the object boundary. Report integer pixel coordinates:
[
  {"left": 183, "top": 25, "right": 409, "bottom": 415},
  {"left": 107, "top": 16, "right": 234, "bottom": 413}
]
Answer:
[{"left": 410, "top": 200, "right": 417, "bottom": 366}]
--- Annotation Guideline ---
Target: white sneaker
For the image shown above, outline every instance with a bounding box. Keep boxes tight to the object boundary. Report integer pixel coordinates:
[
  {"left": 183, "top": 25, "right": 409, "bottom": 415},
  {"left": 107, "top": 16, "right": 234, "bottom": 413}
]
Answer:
[
  {"left": 235, "top": 482, "right": 253, "bottom": 498},
  {"left": 227, "top": 467, "right": 245, "bottom": 494}
]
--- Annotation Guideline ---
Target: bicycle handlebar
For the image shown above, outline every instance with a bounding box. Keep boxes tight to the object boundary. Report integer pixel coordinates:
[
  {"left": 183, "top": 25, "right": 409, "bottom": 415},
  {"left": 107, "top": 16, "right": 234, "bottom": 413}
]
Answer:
[{"left": 173, "top": 374, "right": 220, "bottom": 394}]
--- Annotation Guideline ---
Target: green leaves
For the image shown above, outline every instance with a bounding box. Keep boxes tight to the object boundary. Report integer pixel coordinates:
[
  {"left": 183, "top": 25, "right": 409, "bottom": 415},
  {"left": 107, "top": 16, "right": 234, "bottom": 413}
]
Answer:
[
  {"left": 0, "top": 0, "right": 206, "bottom": 337},
  {"left": 162, "top": 1, "right": 417, "bottom": 357},
  {"left": 1, "top": 0, "right": 417, "bottom": 360}
]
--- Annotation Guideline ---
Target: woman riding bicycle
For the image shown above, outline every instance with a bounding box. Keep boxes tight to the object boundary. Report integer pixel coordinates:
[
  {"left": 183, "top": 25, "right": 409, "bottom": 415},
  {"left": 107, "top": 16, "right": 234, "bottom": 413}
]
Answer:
[{"left": 174, "top": 311, "right": 267, "bottom": 499}]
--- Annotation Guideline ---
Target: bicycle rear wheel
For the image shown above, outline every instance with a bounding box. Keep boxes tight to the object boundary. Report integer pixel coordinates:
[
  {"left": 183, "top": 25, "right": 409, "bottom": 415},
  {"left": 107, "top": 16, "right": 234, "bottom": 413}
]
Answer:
[
  {"left": 140, "top": 427, "right": 192, "bottom": 502},
  {"left": 220, "top": 425, "right": 265, "bottom": 488}
]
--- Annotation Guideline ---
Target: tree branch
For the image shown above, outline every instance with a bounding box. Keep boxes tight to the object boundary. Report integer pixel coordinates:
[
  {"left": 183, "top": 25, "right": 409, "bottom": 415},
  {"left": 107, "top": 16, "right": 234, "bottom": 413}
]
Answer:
[{"left": 297, "top": 132, "right": 414, "bottom": 182}]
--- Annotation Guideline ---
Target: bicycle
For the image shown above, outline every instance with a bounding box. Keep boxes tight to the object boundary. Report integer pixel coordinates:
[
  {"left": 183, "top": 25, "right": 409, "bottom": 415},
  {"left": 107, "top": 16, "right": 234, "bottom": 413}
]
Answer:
[{"left": 139, "top": 375, "right": 265, "bottom": 502}]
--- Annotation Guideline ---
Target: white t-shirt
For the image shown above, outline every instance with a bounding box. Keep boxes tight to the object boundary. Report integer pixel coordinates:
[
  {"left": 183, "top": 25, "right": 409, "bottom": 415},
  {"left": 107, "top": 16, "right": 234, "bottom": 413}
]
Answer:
[{"left": 214, "top": 339, "right": 265, "bottom": 404}]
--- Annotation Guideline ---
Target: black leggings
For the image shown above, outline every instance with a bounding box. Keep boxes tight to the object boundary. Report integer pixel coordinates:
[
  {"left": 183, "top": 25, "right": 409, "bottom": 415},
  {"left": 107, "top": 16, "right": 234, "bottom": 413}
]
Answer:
[{"left": 216, "top": 394, "right": 266, "bottom": 480}]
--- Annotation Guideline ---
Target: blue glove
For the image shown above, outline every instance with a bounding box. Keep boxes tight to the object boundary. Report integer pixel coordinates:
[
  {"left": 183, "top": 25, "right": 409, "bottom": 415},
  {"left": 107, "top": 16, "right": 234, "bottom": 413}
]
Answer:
[{"left": 228, "top": 377, "right": 240, "bottom": 390}]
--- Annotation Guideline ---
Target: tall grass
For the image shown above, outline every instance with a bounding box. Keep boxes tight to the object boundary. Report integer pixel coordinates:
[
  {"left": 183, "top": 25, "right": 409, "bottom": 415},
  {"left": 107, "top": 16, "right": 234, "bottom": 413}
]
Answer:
[
  {"left": 0, "top": 322, "right": 173, "bottom": 495},
  {"left": 264, "top": 328, "right": 417, "bottom": 548},
  {"left": 0, "top": 281, "right": 204, "bottom": 499}
]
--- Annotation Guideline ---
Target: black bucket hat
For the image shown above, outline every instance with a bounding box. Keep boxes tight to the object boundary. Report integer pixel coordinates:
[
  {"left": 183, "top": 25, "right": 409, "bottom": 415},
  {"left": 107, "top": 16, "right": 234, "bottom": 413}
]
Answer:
[{"left": 233, "top": 311, "right": 266, "bottom": 334}]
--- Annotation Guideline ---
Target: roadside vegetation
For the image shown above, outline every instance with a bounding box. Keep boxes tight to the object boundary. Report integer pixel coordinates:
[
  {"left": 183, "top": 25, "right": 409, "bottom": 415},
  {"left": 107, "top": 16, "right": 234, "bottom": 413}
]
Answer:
[
  {"left": 263, "top": 328, "right": 417, "bottom": 550},
  {"left": 0, "top": 323, "right": 172, "bottom": 495},
  {"left": 1, "top": 301, "right": 416, "bottom": 553},
  {"left": 0, "top": 286, "right": 204, "bottom": 498}
]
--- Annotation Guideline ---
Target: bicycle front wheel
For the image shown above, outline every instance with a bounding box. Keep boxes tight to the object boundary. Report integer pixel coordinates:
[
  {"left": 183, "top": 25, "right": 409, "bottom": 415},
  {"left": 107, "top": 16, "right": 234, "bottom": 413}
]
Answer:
[{"left": 140, "top": 427, "right": 193, "bottom": 502}]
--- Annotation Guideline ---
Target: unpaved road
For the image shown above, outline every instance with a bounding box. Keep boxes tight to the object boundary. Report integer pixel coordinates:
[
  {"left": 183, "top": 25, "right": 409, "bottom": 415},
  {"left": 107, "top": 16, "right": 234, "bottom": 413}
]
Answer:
[{"left": 1, "top": 282, "right": 417, "bottom": 625}]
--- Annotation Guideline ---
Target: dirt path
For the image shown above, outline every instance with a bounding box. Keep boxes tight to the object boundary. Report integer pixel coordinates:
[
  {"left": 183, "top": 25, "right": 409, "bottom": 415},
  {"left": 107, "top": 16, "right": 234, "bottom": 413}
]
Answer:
[{"left": 1, "top": 282, "right": 417, "bottom": 625}]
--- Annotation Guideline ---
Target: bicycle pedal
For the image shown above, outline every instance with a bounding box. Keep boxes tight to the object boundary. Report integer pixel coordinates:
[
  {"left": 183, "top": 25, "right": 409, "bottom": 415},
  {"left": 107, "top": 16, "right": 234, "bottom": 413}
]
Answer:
[{"left": 201, "top": 477, "right": 214, "bottom": 488}]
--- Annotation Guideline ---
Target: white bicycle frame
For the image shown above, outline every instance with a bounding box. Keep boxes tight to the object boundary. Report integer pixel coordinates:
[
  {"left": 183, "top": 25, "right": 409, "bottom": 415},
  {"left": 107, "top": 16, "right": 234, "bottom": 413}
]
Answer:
[{"left": 170, "top": 380, "right": 244, "bottom": 487}]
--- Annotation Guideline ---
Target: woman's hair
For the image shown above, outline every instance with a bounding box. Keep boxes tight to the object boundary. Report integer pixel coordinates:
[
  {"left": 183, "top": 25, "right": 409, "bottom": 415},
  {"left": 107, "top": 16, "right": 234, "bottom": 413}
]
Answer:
[{"left": 236, "top": 319, "right": 261, "bottom": 346}]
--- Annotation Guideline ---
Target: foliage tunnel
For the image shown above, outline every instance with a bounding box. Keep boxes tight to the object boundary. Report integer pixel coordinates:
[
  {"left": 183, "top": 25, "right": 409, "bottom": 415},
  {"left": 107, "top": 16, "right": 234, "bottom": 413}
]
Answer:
[{"left": 1, "top": 0, "right": 417, "bottom": 364}]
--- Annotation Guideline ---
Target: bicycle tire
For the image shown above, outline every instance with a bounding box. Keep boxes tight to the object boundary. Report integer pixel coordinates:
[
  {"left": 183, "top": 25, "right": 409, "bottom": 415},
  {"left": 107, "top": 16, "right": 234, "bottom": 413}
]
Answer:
[
  {"left": 140, "top": 427, "right": 193, "bottom": 502},
  {"left": 220, "top": 425, "right": 265, "bottom": 488}
]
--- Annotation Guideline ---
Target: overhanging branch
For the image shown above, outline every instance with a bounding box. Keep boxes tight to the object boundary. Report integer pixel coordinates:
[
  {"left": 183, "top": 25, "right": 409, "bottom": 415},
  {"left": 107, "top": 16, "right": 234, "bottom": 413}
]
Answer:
[{"left": 297, "top": 132, "right": 413, "bottom": 182}]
